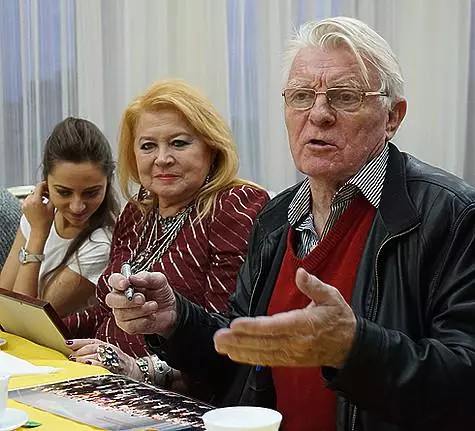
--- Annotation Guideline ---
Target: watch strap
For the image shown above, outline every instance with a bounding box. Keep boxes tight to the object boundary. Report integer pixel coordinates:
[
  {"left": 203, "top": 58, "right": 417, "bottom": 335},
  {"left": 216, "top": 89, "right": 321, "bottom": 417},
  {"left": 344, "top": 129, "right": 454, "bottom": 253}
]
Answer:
[{"left": 18, "top": 247, "right": 45, "bottom": 264}]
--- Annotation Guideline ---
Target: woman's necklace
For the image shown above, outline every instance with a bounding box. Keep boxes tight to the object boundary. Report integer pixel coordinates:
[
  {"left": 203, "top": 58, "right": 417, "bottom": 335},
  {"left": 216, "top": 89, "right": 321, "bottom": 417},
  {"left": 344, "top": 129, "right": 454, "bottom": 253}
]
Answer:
[
  {"left": 128, "top": 203, "right": 193, "bottom": 274},
  {"left": 158, "top": 207, "right": 190, "bottom": 234}
]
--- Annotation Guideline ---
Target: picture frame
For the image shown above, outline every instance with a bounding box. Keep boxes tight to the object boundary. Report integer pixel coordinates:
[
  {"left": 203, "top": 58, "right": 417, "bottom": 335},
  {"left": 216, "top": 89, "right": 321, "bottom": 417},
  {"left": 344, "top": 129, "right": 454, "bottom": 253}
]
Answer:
[{"left": 0, "top": 288, "right": 71, "bottom": 356}]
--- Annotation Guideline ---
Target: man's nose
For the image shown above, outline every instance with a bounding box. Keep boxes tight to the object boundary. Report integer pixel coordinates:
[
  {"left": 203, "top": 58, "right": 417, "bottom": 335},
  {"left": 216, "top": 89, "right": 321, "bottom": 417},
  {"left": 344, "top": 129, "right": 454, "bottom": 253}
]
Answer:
[
  {"left": 70, "top": 197, "right": 86, "bottom": 213},
  {"left": 308, "top": 94, "right": 337, "bottom": 127}
]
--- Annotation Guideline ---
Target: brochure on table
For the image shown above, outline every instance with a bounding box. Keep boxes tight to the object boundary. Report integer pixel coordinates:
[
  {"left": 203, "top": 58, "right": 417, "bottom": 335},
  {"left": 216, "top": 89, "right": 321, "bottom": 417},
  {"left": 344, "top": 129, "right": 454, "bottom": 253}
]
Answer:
[{"left": 9, "top": 374, "right": 211, "bottom": 430}]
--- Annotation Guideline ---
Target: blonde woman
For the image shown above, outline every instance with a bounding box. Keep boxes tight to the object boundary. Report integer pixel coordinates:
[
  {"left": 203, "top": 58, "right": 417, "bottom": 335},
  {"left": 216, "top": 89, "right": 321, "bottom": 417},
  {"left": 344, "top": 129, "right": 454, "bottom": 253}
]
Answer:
[{"left": 65, "top": 80, "right": 268, "bottom": 398}]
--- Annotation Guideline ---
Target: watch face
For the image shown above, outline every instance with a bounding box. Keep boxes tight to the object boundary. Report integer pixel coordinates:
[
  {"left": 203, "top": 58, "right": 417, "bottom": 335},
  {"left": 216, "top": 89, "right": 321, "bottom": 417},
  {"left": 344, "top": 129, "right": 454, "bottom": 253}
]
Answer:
[
  {"left": 18, "top": 247, "right": 26, "bottom": 263},
  {"left": 18, "top": 247, "right": 44, "bottom": 264}
]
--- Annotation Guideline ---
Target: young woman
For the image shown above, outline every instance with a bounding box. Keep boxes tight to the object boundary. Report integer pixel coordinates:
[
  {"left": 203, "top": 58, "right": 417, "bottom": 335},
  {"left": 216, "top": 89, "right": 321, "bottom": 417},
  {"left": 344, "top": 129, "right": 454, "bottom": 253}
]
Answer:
[{"left": 0, "top": 117, "right": 120, "bottom": 317}]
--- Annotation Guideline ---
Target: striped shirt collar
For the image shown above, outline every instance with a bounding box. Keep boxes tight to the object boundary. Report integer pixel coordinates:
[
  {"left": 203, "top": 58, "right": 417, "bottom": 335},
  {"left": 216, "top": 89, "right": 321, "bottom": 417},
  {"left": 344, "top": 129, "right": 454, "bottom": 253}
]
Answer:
[{"left": 288, "top": 144, "right": 389, "bottom": 227}]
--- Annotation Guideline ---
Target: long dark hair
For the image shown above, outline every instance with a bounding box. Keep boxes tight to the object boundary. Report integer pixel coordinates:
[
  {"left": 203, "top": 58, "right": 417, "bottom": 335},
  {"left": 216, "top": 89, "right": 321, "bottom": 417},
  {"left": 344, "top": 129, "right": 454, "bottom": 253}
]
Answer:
[{"left": 41, "top": 117, "right": 119, "bottom": 284}]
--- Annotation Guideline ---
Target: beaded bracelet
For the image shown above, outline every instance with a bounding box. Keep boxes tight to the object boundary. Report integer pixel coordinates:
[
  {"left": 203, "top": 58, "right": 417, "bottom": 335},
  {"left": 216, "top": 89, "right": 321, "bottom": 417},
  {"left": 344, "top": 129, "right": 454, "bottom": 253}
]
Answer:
[{"left": 135, "top": 357, "right": 152, "bottom": 384}]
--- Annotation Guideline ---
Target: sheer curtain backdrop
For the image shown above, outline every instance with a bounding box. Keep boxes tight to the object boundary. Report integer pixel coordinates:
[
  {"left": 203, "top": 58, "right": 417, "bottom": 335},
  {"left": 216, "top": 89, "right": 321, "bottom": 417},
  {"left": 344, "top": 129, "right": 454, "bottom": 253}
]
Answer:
[{"left": 0, "top": 0, "right": 474, "bottom": 193}]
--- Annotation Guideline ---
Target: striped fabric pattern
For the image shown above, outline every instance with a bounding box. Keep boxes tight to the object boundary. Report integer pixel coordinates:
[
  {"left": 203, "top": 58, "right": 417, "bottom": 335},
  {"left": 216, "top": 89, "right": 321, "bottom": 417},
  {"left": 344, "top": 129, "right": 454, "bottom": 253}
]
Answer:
[
  {"left": 65, "top": 185, "right": 269, "bottom": 357},
  {"left": 289, "top": 145, "right": 389, "bottom": 258}
]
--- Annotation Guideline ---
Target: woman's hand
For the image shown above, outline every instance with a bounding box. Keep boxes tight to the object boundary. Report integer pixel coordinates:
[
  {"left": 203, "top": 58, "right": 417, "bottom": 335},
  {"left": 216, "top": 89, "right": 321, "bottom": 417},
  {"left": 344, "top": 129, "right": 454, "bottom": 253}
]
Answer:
[
  {"left": 66, "top": 339, "right": 143, "bottom": 381},
  {"left": 22, "top": 181, "right": 55, "bottom": 238}
]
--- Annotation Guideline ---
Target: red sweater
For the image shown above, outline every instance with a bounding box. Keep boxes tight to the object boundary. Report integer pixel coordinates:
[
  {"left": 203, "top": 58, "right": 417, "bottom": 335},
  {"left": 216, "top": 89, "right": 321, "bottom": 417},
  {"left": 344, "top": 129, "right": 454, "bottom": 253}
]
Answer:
[
  {"left": 65, "top": 185, "right": 269, "bottom": 357},
  {"left": 267, "top": 195, "right": 375, "bottom": 431}
]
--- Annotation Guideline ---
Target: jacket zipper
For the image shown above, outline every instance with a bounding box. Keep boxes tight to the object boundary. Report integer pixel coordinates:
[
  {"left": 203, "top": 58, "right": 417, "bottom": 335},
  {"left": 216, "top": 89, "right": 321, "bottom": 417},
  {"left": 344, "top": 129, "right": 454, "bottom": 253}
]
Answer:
[
  {"left": 248, "top": 250, "right": 265, "bottom": 315},
  {"left": 350, "top": 224, "right": 419, "bottom": 431}
]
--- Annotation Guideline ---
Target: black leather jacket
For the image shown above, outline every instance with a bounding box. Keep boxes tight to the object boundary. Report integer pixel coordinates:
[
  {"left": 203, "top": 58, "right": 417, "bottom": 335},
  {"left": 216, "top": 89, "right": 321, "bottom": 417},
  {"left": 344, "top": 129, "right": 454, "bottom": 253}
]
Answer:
[{"left": 147, "top": 144, "right": 475, "bottom": 430}]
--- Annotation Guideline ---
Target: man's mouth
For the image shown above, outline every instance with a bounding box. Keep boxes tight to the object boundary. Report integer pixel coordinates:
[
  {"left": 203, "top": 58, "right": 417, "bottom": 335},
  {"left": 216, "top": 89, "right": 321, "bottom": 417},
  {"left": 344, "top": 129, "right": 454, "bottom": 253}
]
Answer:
[{"left": 308, "top": 139, "right": 332, "bottom": 146}]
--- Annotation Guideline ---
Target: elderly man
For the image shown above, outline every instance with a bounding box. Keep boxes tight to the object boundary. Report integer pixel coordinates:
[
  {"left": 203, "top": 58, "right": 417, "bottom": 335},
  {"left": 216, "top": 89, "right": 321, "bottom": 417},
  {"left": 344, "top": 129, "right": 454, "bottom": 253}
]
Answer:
[{"left": 105, "top": 17, "right": 475, "bottom": 431}]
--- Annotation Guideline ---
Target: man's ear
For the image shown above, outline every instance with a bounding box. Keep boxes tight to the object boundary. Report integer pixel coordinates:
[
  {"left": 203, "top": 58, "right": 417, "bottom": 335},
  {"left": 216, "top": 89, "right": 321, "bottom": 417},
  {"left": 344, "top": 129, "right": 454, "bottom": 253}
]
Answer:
[{"left": 385, "top": 98, "right": 407, "bottom": 141}]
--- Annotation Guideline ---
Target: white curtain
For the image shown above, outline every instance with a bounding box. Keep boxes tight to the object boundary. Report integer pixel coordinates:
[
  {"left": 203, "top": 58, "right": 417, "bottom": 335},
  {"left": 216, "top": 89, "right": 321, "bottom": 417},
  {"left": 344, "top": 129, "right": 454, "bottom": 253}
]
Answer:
[
  {"left": 0, "top": 0, "right": 78, "bottom": 186},
  {"left": 1, "top": 0, "right": 473, "bottom": 193},
  {"left": 466, "top": 2, "right": 475, "bottom": 184}
]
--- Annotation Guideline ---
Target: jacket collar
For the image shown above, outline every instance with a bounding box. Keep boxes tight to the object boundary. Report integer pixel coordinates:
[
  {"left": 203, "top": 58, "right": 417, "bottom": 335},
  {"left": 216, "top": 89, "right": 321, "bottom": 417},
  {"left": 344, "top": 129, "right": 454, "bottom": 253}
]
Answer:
[
  {"left": 378, "top": 142, "right": 420, "bottom": 235},
  {"left": 259, "top": 143, "right": 419, "bottom": 237},
  {"left": 255, "top": 182, "right": 301, "bottom": 235}
]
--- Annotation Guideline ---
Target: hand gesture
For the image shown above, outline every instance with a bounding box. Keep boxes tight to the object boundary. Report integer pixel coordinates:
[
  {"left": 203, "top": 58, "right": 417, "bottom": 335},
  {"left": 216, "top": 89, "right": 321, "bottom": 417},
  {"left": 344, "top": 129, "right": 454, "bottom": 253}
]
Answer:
[
  {"left": 214, "top": 268, "right": 357, "bottom": 369},
  {"left": 67, "top": 339, "right": 142, "bottom": 380},
  {"left": 22, "top": 181, "right": 54, "bottom": 237},
  {"left": 105, "top": 271, "right": 178, "bottom": 337}
]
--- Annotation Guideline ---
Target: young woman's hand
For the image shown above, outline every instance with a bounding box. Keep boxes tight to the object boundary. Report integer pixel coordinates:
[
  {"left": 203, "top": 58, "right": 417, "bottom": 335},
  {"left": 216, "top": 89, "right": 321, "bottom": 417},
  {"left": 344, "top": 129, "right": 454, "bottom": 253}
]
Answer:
[{"left": 22, "top": 181, "right": 55, "bottom": 238}]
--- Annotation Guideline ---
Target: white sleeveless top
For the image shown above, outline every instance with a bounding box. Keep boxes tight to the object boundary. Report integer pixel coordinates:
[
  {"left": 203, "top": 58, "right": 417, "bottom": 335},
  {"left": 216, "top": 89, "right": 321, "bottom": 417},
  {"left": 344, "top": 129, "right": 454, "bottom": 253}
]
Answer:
[{"left": 20, "top": 215, "right": 112, "bottom": 291}]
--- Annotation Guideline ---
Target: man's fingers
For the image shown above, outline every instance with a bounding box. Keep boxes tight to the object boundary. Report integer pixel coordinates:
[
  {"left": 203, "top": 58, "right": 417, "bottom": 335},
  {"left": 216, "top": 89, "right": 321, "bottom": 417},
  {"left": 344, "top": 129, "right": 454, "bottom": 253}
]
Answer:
[
  {"left": 227, "top": 270, "right": 347, "bottom": 337},
  {"left": 295, "top": 267, "right": 342, "bottom": 306},
  {"left": 115, "top": 314, "right": 160, "bottom": 334},
  {"left": 229, "top": 309, "right": 319, "bottom": 335},
  {"left": 105, "top": 291, "right": 145, "bottom": 308},
  {"left": 217, "top": 346, "right": 295, "bottom": 367},
  {"left": 108, "top": 273, "right": 129, "bottom": 292},
  {"left": 129, "top": 271, "right": 169, "bottom": 288},
  {"left": 214, "top": 328, "right": 310, "bottom": 351},
  {"left": 108, "top": 271, "right": 168, "bottom": 293},
  {"left": 112, "top": 301, "right": 158, "bottom": 322},
  {"left": 214, "top": 329, "right": 309, "bottom": 366}
]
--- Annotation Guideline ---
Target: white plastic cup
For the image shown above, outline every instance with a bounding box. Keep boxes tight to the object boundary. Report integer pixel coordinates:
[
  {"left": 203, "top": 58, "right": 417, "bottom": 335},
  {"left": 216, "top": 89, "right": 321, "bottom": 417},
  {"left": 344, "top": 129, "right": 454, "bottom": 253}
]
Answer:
[
  {"left": 202, "top": 406, "right": 282, "bottom": 431},
  {"left": 0, "top": 373, "right": 10, "bottom": 419}
]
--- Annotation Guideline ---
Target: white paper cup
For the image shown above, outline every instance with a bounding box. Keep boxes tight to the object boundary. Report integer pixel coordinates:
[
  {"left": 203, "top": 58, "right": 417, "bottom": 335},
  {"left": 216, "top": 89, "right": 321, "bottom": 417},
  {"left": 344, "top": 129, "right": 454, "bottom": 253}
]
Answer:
[
  {"left": 202, "top": 406, "right": 282, "bottom": 431},
  {"left": 0, "top": 373, "right": 10, "bottom": 419}
]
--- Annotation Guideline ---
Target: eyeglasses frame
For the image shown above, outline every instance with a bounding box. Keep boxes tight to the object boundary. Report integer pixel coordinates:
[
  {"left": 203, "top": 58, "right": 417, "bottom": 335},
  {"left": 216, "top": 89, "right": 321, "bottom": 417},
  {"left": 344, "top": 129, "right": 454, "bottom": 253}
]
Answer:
[{"left": 281, "top": 87, "right": 389, "bottom": 111}]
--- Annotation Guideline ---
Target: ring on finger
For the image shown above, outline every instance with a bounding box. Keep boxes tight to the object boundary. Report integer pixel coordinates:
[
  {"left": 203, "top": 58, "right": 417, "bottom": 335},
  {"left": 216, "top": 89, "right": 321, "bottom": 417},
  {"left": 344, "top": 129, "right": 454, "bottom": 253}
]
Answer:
[{"left": 97, "top": 344, "right": 120, "bottom": 373}]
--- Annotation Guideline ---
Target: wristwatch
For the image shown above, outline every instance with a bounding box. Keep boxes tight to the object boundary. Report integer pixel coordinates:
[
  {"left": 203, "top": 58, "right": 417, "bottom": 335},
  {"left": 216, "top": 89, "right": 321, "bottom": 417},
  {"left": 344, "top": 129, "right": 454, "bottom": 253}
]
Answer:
[
  {"left": 18, "top": 247, "right": 45, "bottom": 264},
  {"left": 150, "top": 355, "right": 173, "bottom": 389}
]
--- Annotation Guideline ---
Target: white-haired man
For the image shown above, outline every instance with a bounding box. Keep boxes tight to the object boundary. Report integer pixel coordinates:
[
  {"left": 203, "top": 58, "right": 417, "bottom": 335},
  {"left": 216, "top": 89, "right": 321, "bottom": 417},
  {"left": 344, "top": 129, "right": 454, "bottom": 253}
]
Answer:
[{"left": 105, "top": 17, "right": 475, "bottom": 430}]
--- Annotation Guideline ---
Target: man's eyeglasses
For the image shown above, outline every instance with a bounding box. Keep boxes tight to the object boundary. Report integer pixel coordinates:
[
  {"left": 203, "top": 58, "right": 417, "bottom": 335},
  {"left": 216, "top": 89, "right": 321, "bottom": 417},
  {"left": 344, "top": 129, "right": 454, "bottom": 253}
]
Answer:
[{"left": 282, "top": 87, "right": 388, "bottom": 112}]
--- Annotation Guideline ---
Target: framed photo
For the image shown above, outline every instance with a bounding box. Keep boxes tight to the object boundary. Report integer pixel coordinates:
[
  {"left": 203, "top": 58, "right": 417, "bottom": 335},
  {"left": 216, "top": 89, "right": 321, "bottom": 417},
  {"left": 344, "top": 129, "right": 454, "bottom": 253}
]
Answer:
[{"left": 0, "top": 288, "right": 71, "bottom": 356}]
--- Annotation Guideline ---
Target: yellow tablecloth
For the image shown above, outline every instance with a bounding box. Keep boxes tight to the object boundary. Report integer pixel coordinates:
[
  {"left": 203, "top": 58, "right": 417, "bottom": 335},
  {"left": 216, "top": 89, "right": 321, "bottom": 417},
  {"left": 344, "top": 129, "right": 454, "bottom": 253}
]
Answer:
[{"left": 2, "top": 331, "right": 109, "bottom": 430}]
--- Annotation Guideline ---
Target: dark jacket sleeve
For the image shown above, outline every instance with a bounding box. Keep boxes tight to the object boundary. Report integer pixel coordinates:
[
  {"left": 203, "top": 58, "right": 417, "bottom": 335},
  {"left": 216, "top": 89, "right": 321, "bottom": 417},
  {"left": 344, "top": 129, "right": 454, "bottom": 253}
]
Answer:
[{"left": 324, "top": 202, "right": 475, "bottom": 427}]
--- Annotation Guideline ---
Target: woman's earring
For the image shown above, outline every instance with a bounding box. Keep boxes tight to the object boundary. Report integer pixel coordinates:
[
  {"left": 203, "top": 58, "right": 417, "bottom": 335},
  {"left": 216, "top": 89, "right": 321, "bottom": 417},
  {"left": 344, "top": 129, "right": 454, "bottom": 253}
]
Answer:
[
  {"left": 138, "top": 186, "right": 152, "bottom": 201},
  {"left": 205, "top": 163, "right": 215, "bottom": 185}
]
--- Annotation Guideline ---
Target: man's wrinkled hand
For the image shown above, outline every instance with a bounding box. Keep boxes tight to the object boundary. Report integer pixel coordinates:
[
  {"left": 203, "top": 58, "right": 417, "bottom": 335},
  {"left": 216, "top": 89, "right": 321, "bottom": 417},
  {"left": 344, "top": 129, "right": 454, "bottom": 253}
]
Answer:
[
  {"left": 214, "top": 268, "right": 356, "bottom": 369},
  {"left": 105, "top": 271, "right": 177, "bottom": 337}
]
